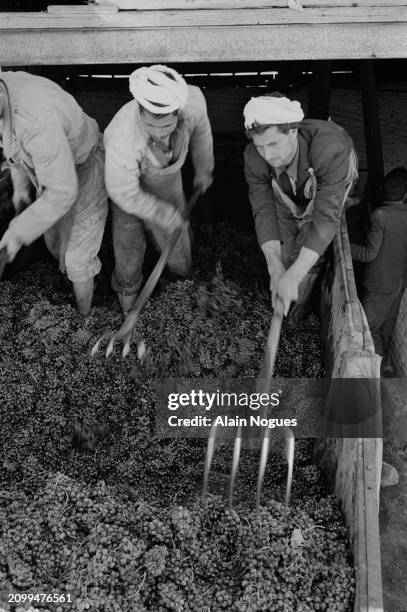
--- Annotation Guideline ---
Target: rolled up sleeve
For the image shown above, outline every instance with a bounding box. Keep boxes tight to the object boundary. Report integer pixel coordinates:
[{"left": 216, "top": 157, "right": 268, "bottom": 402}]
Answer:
[
  {"left": 104, "top": 124, "right": 176, "bottom": 229},
  {"left": 302, "top": 143, "right": 350, "bottom": 256},
  {"left": 9, "top": 121, "right": 78, "bottom": 245},
  {"left": 244, "top": 146, "right": 280, "bottom": 245},
  {"left": 351, "top": 210, "right": 384, "bottom": 262}
]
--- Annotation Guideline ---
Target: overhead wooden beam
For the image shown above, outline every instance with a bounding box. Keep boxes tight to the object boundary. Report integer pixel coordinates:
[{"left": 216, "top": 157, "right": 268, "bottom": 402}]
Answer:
[
  {"left": 1, "top": 8, "right": 407, "bottom": 66},
  {"left": 1, "top": 7, "right": 407, "bottom": 28},
  {"left": 93, "top": 0, "right": 407, "bottom": 8},
  {"left": 360, "top": 60, "right": 385, "bottom": 208}
]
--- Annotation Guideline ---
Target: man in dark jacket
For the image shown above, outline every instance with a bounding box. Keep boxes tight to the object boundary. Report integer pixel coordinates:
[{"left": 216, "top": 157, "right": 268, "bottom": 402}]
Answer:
[
  {"left": 243, "top": 92, "right": 358, "bottom": 321},
  {"left": 351, "top": 167, "right": 407, "bottom": 362}
]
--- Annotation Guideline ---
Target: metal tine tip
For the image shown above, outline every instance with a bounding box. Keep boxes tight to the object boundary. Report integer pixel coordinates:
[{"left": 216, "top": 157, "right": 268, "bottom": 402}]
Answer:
[
  {"left": 228, "top": 424, "right": 242, "bottom": 511},
  {"left": 121, "top": 333, "right": 135, "bottom": 358},
  {"left": 90, "top": 339, "right": 102, "bottom": 358},
  {"left": 256, "top": 426, "right": 271, "bottom": 513},
  {"left": 201, "top": 421, "right": 219, "bottom": 505},
  {"left": 105, "top": 334, "right": 118, "bottom": 358},
  {"left": 122, "top": 339, "right": 131, "bottom": 358},
  {"left": 90, "top": 332, "right": 111, "bottom": 358},
  {"left": 284, "top": 429, "right": 295, "bottom": 511}
]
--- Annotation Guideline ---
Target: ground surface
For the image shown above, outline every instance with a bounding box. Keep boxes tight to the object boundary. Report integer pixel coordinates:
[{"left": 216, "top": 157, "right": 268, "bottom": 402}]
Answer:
[{"left": 0, "top": 223, "right": 354, "bottom": 612}]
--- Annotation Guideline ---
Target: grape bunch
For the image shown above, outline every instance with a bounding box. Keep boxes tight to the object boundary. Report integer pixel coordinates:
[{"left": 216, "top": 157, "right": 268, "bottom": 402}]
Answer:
[
  {"left": 0, "top": 474, "right": 354, "bottom": 612},
  {"left": 0, "top": 222, "right": 347, "bottom": 611}
]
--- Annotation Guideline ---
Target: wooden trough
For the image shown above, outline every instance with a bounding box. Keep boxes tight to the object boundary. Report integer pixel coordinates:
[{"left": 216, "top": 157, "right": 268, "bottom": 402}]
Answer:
[{"left": 319, "top": 216, "right": 383, "bottom": 612}]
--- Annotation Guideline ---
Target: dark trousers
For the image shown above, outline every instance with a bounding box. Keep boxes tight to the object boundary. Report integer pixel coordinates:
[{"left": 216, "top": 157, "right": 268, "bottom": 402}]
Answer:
[
  {"left": 362, "top": 290, "right": 404, "bottom": 356},
  {"left": 111, "top": 202, "right": 191, "bottom": 296}
]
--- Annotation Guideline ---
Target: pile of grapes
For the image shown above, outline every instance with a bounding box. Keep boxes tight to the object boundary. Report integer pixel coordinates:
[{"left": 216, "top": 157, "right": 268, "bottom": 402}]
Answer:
[
  {"left": 0, "top": 473, "right": 354, "bottom": 612},
  {"left": 0, "top": 224, "right": 354, "bottom": 611}
]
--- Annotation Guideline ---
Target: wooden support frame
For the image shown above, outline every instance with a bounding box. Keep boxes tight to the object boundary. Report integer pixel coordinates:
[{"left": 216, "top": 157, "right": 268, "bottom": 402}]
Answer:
[
  {"left": 360, "top": 60, "right": 385, "bottom": 209},
  {"left": 319, "top": 215, "right": 383, "bottom": 612},
  {"left": 1, "top": 7, "right": 407, "bottom": 65},
  {"left": 308, "top": 60, "right": 332, "bottom": 120}
]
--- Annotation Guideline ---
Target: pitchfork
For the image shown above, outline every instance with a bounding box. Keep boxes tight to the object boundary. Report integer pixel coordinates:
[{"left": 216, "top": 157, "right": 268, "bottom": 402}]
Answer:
[
  {"left": 91, "top": 187, "right": 202, "bottom": 358},
  {"left": 202, "top": 297, "right": 295, "bottom": 512}
]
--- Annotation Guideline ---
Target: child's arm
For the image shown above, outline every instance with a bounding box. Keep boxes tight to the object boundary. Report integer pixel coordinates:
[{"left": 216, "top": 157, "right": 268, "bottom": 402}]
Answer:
[{"left": 350, "top": 208, "right": 384, "bottom": 262}]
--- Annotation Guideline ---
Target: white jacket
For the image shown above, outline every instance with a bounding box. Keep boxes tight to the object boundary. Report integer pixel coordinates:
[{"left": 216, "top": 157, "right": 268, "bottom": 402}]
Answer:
[
  {"left": 104, "top": 85, "right": 214, "bottom": 226},
  {"left": 0, "top": 71, "right": 100, "bottom": 245}
]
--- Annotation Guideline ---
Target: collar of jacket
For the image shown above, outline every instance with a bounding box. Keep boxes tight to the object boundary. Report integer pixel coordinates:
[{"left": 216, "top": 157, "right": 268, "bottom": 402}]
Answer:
[
  {"left": 274, "top": 142, "right": 299, "bottom": 183},
  {"left": 269, "top": 132, "right": 313, "bottom": 196},
  {"left": 296, "top": 131, "right": 314, "bottom": 185}
]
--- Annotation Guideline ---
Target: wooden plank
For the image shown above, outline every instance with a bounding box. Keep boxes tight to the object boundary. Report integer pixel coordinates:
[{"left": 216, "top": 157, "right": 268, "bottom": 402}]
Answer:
[
  {"left": 360, "top": 60, "right": 385, "bottom": 208},
  {"left": 319, "top": 214, "right": 383, "bottom": 611},
  {"left": 1, "top": 23, "right": 407, "bottom": 65},
  {"left": 47, "top": 5, "right": 118, "bottom": 13},
  {"left": 95, "top": 0, "right": 407, "bottom": 8},
  {"left": 353, "top": 438, "right": 384, "bottom": 612},
  {"left": 308, "top": 60, "right": 332, "bottom": 119},
  {"left": 1, "top": 7, "right": 407, "bottom": 29},
  {"left": 361, "top": 438, "right": 383, "bottom": 611}
]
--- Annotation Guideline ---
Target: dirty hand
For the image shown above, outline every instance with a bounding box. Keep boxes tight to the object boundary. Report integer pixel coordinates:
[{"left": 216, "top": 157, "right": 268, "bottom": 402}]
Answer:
[
  {"left": 269, "top": 260, "right": 286, "bottom": 308},
  {"left": 193, "top": 172, "right": 213, "bottom": 194},
  {"left": 0, "top": 227, "right": 23, "bottom": 262},
  {"left": 12, "top": 188, "right": 31, "bottom": 213},
  {"left": 276, "top": 270, "right": 299, "bottom": 316}
]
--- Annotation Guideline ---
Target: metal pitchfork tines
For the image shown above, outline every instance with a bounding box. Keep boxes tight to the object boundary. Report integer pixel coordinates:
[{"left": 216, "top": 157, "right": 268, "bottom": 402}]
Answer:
[
  {"left": 202, "top": 297, "right": 295, "bottom": 512},
  {"left": 91, "top": 187, "right": 202, "bottom": 358}
]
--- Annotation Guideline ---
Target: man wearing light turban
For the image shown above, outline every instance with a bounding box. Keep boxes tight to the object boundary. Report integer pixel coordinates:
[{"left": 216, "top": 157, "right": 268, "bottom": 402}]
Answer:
[
  {"left": 243, "top": 92, "right": 358, "bottom": 322},
  {"left": 104, "top": 65, "right": 214, "bottom": 313}
]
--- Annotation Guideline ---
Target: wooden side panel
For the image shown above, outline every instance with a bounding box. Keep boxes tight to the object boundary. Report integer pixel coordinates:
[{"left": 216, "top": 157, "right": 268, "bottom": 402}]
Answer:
[{"left": 321, "top": 216, "right": 383, "bottom": 612}]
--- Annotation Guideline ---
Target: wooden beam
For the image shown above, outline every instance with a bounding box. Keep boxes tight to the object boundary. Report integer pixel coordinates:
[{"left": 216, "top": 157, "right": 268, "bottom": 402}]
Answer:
[
  {"left": 1, "top": 7, "right": 407, "bottom": 28},
  {"left": 2, "top": 23, "right": 407, "bottom": 66},
  {"left": 308, "top": 60, "right": 332, "bottom": 119},
  {"left": 47, "top": 5, "right": 118, "bottom": 13},
  {"left": 360, "top": 60, "right": 385, "bottom": 208},
  {"left": 94, "top": 0, "right": 407, "bottom": 8},
  {"left": 1, "top": 8, "right": 407, "bottom": 65}
]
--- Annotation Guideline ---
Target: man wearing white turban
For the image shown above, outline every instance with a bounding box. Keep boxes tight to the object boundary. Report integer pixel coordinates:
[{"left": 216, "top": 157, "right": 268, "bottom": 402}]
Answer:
[
  {"left": 104, "top": 65, "right": 214, "bottom": 313},
  {"left": 243, "top": 92, "right": 358, "bottom": 322}
]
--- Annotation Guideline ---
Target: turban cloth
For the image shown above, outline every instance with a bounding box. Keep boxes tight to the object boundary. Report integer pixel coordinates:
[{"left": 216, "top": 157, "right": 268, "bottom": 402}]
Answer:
[
  {"left": 129, "top": 65, "right": 188, "bottom": 114},
  {"left": 244, "top": 96, "right": 304, "bottom": 129}
]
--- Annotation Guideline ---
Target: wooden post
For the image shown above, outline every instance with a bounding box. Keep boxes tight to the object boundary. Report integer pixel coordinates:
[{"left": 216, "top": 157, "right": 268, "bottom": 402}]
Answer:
[
  {"left": 360, "top": 59, "right": 385, "bottom": 209},
  {"left": 273, "top": 61, "right": 302, "bottom": 94},
  {"left": 308, "top": 60, "right": 332, "bottom": 120}
]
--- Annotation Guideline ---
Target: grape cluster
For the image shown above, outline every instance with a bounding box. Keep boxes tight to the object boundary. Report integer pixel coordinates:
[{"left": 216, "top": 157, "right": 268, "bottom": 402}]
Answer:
[
  {"left": 0, "top": 474, "right": 355, "bottom": 611},
  {"left": 0, "top": 223, "right": 349, "bottom": 611}
]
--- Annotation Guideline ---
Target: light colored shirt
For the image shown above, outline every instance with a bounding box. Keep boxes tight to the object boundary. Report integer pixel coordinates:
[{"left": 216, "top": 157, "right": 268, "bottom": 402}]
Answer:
[
  {"left": 104, "top": 85, "right": 214, "bottom": 226},
  {"left": 0, "top": 71, "right": 100, "bottom": 245}
]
